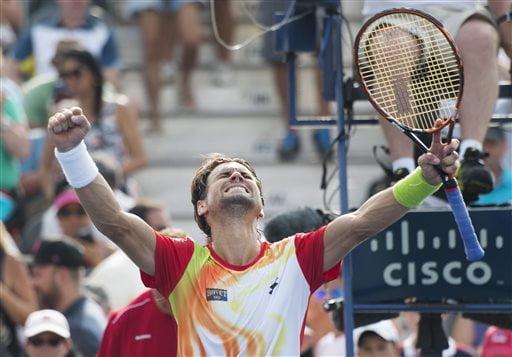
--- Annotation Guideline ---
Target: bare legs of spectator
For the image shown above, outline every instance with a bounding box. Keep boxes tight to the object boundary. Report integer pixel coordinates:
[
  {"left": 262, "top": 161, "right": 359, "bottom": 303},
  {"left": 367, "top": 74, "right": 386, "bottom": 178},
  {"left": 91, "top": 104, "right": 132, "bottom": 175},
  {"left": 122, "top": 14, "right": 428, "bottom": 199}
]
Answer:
[
  {"left": 273, "top": 61, "right": 332, "bottom": 161},
  {"left": 212, "top": 0, "right": 235, "bottom": 86},
  {"left": 138, "top": 10, "right": 177, "bottom": 133},
  {"left": 176, "top": 3, "right": 201, "bottom": 111}
]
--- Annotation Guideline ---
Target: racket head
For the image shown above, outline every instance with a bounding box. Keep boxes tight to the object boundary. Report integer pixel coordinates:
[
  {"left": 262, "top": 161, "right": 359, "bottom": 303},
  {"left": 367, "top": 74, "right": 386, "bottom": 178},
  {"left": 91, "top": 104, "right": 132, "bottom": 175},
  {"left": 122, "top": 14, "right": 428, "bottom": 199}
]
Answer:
[{"left": 354, "top": 8, "right": 464, "bottom": 134}]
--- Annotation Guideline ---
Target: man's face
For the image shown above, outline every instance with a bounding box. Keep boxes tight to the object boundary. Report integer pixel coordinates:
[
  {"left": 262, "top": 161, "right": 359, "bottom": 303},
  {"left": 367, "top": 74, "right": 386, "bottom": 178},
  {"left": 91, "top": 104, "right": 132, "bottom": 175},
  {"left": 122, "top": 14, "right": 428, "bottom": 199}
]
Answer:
[
  {"left": 358, "top": 334, "right": 399, "bottom": 357},
  {"left": 31, "top": 265, "right": 60, "bottom": 309},
  {"left": 201, "top": 162, "right": 263, "bottom": 217},
  {"left": 57, "top": 0, "right": 90, "bottom": 25}
]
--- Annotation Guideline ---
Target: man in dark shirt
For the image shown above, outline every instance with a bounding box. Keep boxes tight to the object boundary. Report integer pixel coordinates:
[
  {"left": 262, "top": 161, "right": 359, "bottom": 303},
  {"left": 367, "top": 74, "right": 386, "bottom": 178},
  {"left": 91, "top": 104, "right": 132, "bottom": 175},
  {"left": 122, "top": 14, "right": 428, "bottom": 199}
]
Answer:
[{"left": 31, "top": 239, "right": 107, "bottom": 357}]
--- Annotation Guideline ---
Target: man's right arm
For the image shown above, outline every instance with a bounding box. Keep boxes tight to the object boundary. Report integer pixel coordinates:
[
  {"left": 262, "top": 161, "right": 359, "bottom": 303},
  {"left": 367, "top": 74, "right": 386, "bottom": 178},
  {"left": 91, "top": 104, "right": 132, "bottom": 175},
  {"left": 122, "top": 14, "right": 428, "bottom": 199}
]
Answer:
[
  {"left": 48, "top": 107, "right": 156, "bottom": 275},
  {"left": 76, "top": 175, "right": 156, "bottom": 275}
]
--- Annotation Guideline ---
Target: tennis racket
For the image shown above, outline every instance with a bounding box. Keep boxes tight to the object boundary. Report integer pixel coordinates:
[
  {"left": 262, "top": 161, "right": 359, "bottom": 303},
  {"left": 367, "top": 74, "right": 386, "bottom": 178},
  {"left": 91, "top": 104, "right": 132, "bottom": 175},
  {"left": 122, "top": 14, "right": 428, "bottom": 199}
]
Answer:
[{"left": 354, "top": 8, "right": 484, "bottom": 261}]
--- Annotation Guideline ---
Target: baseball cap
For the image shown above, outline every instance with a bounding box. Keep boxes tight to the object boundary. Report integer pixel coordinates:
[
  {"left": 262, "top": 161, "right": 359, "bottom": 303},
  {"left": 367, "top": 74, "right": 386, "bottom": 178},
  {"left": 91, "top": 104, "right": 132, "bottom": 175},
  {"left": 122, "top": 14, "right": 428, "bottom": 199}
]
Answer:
[
  {"left": 33, "top": 239, "right": 84, "bottom": 268},
  {"left": 481, "top": 326, "right": 512, "bottom": 357},
  {"left": 24, "top": 309, "right": 71, "bottom": 339},
  {"left": 354, "top": 320, "right": 400, "bottom": 346},
  {"left": 54, "top": 189, "right": 81, "bottom": 212}
]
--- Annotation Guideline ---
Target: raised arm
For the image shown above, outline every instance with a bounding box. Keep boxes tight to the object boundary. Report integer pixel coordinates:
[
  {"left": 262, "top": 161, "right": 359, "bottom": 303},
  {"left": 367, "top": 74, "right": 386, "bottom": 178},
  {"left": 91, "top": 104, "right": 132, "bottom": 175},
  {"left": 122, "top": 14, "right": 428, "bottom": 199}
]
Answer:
[
  {"left": 323, "top": 129, "right": 460, "bottom": 270},
  {"left": 47, "top": 107, "right": 156, "bottom": 275}
]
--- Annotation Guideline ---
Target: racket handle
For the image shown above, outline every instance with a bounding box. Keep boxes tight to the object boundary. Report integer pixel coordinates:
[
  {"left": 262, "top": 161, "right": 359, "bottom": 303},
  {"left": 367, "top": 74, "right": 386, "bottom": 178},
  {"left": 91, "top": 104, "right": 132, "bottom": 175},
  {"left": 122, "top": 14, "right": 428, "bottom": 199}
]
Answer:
[{"left": 444, "top": 178, "right": 485, "bottom": 261}]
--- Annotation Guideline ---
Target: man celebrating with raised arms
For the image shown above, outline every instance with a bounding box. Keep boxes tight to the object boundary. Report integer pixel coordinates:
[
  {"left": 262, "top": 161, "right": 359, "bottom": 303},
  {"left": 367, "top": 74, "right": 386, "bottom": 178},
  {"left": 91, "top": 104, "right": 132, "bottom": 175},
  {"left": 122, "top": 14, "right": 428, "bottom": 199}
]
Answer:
[{"left": 48, "top": 107, "right": 459, "bottom": 356}]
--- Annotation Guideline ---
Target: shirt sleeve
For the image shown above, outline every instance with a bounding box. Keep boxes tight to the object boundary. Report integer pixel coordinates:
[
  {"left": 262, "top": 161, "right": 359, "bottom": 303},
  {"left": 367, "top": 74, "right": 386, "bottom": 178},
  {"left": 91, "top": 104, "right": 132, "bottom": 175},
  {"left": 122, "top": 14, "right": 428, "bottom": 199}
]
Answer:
[
  {"left": 9, "top": 27, "right": 33, "bottom": 62},
  {"left": 2, "top": 95, "right": 27, "bottom": 125},
  {"left": 140, "top": 232, "right": 195, "bottom": 298},
  {"left": 295, "top": 226, "right": 342, "bottom": 292}
]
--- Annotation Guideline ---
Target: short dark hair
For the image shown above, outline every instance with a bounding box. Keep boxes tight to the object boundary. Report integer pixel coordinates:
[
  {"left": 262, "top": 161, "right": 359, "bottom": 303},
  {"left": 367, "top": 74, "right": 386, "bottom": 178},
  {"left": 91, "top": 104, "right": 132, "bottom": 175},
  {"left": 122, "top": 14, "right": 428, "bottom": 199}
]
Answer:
[
  {"left": 128, "top": 199, "right": 163, "bottom": 223},
  {"left": 190, "top": 153, "right": 264, "bottom": 236},
  {"left": 263, "top": 207, "right": 334, "bottom": 243}
]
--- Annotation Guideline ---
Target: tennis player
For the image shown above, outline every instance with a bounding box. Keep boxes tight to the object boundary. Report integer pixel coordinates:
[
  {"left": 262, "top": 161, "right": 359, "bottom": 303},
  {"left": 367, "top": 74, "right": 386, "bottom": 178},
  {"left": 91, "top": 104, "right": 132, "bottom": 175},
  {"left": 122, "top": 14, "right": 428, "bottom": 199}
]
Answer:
[{"left": 48, "top": 107, "right": 459, "bottom": 356}]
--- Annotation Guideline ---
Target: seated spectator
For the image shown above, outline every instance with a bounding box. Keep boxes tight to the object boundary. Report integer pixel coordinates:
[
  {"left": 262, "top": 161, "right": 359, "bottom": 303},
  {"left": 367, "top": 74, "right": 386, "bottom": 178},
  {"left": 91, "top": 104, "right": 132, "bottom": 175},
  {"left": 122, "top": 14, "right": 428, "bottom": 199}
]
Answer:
[
  {"left": 38, "top": 49, "right": 146, "bottom": 200},
  {"left": 0, "top": 81, "right": 30, "bottom": 241},
  {"left": 97, "top": 288, "right": 177, "bottom": 356},
  {"left": 354, "top": 320, "right": 401, "bottom": 357},
  {"left": 31, "top": 238, "right": 107, "bottom": 357},
  {"left": 0, "top": 222, "right": 38, "bottom": 357},
  {"left": 7, "top": 0, "right": 120, "bottom": 85},
  {"left": 23, "top": 309, "right": 73, "bottom": 357}
]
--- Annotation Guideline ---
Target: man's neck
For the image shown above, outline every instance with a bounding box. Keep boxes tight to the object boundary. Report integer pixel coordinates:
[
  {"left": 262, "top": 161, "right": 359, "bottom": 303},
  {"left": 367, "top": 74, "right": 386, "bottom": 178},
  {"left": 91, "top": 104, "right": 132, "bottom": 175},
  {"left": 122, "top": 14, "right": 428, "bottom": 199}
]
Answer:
[{"left": 210, "top": 217, "right": 262, "bottom": 266}]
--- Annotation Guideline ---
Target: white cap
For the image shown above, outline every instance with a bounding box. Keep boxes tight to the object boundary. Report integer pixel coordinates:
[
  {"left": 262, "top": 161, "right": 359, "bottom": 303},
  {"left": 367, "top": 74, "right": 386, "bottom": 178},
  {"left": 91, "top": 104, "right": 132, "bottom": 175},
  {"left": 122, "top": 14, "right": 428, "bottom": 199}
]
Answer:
[
  {"left": 354, "top": 320, "right": 399, "bottom": 345},
  {"left": 24, "top": 309, "right": 71, "bottom": 339}
]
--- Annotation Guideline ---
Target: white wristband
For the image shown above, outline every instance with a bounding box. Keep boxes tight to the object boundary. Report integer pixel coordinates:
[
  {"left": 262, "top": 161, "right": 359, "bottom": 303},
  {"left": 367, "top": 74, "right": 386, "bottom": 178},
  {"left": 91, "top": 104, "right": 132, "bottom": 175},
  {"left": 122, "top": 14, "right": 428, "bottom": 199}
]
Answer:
[{"left": 55, "top": 141, "right": 99, "bottom": 188}]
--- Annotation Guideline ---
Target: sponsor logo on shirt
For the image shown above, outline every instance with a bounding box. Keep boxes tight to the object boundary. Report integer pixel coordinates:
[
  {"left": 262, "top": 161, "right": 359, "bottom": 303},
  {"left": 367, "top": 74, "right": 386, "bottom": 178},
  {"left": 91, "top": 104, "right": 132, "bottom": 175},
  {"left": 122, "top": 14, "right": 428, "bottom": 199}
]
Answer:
[
  {"left": 206, "top": 288, "right": 228, "bottom": 301},
  {"left": 269, "top": 277, "right": 279, "bottom": 295}
]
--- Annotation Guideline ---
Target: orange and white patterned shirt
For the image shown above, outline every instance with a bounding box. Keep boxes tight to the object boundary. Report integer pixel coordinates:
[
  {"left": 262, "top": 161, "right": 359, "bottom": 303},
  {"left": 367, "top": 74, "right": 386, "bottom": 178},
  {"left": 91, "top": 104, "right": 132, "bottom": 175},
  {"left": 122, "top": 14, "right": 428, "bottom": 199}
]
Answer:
[{"left": 141, "top": 226, "right": 341, "bottom": 356}]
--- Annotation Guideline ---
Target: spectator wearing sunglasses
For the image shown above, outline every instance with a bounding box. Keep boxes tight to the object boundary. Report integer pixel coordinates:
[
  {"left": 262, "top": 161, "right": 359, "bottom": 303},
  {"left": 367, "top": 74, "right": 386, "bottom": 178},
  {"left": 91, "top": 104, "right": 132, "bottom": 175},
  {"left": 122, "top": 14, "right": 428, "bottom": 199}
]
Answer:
[
  {"left": 38, "top": 49, "right": 146, "bottom": 201},
  {"left": 52, "top": 188, "right": 113, "bottom": 268},
  {"left": 31, "top": 239, "right": 107, "bottom": 357},
  {"left": 23, "top": 309, "right": 73, "bottom": 357}
]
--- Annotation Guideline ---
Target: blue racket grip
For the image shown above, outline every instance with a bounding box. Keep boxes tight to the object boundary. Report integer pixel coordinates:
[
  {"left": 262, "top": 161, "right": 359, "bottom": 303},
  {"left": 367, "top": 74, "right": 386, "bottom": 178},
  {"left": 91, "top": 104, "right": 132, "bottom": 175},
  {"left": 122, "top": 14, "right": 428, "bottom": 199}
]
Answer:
[{"left": 444, "top": 179, "right": 485, "bottom": 261}]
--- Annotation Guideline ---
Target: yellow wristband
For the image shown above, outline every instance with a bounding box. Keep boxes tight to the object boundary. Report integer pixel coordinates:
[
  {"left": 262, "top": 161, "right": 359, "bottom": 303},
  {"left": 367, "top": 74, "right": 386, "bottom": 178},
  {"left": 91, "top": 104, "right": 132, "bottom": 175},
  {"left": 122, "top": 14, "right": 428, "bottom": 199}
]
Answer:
[{"left": 392, "top": 167, "right": 442, "bottom": 208}]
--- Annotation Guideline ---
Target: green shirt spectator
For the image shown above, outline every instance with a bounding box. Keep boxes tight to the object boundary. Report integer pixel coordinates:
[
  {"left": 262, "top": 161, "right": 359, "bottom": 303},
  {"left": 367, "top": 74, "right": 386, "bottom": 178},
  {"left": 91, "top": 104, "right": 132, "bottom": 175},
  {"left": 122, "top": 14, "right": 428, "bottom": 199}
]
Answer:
[{"left": 1, "top": 91, "right": 29, "bottom": 190}]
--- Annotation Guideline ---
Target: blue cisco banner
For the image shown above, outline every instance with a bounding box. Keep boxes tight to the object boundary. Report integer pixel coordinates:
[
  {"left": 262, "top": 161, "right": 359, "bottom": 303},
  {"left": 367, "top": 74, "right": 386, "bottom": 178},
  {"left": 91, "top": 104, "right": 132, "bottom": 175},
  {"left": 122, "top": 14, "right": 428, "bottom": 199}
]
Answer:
[{"left": 352, "top": 207, "right": 512, "bottom": 302}]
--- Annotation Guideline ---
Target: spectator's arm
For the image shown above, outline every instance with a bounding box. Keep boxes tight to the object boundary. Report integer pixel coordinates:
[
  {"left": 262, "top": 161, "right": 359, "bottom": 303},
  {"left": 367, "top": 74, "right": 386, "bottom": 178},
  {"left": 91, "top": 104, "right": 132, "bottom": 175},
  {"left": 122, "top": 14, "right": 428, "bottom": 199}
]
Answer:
[
  {"left": 0, "top": 120, "right": 30, "bottom": 159},
  {"left": 1, "top": 0, "right": 24, "bottom": 32},
  {"left": 0, "top": 254, "right": 38, "bottom": 325},
  {"left": 0, "top": 92, "right": 30, "bottom": 159}
]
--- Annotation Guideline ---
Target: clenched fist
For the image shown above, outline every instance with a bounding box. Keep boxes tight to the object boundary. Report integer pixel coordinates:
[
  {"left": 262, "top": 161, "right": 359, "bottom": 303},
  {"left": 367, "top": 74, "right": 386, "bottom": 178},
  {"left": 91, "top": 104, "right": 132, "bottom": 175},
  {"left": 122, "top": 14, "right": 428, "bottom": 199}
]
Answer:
[{"left": 48, "top": 107, "right": 91, "bottom": 152}]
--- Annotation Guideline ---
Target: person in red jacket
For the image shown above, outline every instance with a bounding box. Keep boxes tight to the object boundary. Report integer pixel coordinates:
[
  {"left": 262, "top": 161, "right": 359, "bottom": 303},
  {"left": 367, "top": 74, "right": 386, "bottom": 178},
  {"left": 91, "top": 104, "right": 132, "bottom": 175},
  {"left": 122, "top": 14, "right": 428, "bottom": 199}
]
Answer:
[{"left": 97, "top": 288, "right": 177, "bottom": 356}]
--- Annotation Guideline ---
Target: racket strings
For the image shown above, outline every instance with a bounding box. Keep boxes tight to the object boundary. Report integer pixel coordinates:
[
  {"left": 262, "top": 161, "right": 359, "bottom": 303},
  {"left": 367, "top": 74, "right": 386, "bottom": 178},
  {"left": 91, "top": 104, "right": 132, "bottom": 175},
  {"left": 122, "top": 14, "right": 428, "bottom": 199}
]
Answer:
[{"left": 357, "top": 12, "right": 461, "bottom": 130}]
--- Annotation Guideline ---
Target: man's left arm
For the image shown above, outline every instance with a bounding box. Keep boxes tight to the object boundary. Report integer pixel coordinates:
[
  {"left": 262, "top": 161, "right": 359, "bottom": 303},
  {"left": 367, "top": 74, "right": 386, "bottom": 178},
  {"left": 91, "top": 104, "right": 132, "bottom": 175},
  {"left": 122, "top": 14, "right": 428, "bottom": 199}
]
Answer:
[{"left": 322, "top": 131, "right": 459, "bottom": 270}]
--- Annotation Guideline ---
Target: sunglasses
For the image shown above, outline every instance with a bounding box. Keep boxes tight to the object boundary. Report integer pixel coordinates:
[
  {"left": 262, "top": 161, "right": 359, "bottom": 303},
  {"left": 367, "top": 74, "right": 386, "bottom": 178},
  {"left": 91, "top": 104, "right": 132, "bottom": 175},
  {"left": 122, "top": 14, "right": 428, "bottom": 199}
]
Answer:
[
  {"left": 28, "top": 337, "right": 64, "bottom": 347},
  {"left": 57, "top": 207, "right": 86, "bottom": 217},
  {"left": 59, "top": 67, "right": 84, "bottom": 79}
]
